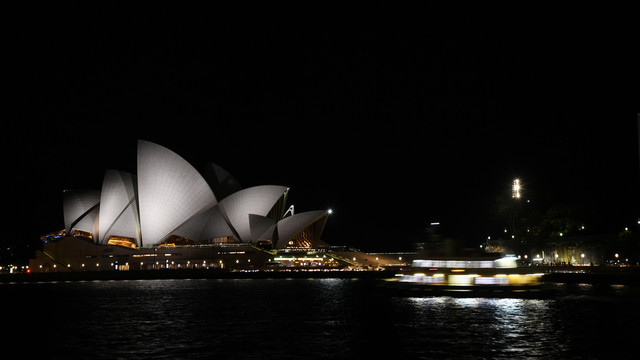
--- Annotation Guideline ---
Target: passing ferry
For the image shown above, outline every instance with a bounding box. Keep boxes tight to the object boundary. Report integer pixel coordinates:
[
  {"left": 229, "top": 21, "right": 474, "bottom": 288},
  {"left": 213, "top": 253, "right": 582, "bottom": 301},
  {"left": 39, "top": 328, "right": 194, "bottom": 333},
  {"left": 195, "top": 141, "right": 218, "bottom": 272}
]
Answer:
[{"left": 385, "top": 254, "right": 549, "bottom": 297}]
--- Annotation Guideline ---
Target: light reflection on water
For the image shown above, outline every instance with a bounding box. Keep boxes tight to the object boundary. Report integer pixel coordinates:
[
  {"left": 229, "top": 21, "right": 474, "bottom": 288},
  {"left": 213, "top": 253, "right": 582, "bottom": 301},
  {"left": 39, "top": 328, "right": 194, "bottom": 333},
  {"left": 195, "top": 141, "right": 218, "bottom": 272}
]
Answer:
[
  {"left": 401, "top": 296, "right": 564, "bottom": 358},
  {"left": 3, "top": 279, "right": 638, "bottom": 359}
]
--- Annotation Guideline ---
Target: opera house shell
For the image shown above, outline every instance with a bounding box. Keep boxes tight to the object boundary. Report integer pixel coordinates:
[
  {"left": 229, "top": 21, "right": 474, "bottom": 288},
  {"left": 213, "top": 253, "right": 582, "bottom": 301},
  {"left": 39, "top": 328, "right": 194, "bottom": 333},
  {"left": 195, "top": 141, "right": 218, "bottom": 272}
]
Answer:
[{"left": 56, "top": 140, "right": 329, "bottom": 250}]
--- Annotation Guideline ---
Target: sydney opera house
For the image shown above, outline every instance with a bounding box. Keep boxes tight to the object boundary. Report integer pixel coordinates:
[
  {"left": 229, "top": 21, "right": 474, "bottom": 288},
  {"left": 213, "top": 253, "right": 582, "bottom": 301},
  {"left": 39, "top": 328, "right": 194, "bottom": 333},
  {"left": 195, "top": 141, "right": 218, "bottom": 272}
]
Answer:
[{"left": 30, "top": 140, "right": 358, "bottom": 272}]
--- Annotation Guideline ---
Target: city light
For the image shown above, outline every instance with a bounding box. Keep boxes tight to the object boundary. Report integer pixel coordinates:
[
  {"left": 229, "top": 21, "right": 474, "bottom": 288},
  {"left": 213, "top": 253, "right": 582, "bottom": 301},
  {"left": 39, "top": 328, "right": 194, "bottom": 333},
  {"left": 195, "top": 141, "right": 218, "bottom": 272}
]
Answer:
[{"left": 512, "top": 178, "right": 521, "bottom": 199}]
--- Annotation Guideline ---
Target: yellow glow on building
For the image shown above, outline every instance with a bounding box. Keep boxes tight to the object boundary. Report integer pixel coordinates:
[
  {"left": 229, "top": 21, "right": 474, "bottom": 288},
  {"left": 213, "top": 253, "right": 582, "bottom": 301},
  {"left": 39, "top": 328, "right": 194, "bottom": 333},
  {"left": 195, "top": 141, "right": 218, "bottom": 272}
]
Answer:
[{"left": 107, "top": 236, "right": 137, "bottom": 249}]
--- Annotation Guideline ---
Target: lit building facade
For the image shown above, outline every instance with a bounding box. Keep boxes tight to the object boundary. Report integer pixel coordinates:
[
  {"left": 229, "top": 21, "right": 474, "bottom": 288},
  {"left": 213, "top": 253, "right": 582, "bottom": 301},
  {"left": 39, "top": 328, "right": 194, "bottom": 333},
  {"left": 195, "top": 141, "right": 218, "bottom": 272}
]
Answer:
[{"left": 31, "top": 140, "right": 337, "bottom": 272}]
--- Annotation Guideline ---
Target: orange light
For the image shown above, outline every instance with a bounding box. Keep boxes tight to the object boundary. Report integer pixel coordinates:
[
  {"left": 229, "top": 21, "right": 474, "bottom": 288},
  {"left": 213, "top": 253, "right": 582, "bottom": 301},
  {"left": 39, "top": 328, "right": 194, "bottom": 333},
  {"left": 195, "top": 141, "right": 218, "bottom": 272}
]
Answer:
[
  {"left": 451, "top": 269, "right": 465, "bottom": 273},
  {"left": 107, "top": 238, "right": 137, "bottom": 249}
]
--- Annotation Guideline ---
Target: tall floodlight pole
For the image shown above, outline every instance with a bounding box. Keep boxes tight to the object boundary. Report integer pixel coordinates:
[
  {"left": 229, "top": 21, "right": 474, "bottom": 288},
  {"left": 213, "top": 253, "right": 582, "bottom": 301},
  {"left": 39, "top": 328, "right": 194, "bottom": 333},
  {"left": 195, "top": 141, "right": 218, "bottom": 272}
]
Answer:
[{"left": 506, "top": 178, "right": 522, "bottom": 244}]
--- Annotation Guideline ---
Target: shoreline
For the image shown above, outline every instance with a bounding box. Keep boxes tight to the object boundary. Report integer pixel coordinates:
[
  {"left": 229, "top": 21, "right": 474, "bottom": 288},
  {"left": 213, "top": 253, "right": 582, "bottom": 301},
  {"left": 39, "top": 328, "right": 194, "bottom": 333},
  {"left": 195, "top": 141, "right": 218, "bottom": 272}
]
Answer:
[
  {"left": 3, "top": 267, "right": 640, "bottom": 285},
  {"left": 0, "top": 269, "right": 397, "bottom": 283}
]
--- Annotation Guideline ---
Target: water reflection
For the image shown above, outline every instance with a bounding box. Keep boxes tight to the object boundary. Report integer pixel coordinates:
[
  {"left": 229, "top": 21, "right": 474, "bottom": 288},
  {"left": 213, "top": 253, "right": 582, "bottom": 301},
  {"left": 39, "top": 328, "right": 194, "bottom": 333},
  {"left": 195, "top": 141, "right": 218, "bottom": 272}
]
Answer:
[
  {"left": 403, "top": 296, "right": 563, "bottom": 358},
  {"left": 3, "top": 279, "right": 638, "bottom": 359}
]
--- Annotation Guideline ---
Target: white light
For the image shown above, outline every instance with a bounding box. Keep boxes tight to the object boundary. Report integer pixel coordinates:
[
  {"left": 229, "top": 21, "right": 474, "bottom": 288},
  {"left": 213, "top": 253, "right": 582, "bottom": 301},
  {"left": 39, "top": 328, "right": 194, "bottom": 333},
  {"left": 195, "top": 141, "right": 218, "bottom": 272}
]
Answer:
[
  {"left": 512, "top": 178, "right": 522, "bottom": 199},
  {"left": 327, "top": 209, "right": 333, "bottom": 214}
]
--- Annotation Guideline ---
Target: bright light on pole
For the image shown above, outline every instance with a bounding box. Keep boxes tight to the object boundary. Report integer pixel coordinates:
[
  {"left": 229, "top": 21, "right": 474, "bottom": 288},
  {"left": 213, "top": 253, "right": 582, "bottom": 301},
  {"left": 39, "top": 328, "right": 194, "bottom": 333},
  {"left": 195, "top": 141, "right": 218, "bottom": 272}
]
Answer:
[{"left": 512, "top": 178, "right": 521, "bottom": 199}]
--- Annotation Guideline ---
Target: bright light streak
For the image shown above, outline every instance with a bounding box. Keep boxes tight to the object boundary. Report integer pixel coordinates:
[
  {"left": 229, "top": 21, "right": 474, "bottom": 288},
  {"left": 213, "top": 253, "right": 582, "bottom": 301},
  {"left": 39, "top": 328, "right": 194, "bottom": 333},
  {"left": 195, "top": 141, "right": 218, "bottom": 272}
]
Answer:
[{"left": 512, "top": 178, "right": 521, "bottom": 199}]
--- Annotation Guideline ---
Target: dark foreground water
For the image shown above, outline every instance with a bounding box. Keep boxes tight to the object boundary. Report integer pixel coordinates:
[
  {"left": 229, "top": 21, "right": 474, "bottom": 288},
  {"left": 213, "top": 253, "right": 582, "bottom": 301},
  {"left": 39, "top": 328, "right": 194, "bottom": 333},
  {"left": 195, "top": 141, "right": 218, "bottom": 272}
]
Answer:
[{"left": 2, "top": 279, "right": 639, "bottom": 359}]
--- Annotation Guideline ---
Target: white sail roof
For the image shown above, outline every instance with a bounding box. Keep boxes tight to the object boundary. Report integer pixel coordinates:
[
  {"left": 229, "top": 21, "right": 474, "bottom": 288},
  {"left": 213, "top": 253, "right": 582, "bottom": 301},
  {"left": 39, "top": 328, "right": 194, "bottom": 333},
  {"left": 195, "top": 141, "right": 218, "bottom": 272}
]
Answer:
[
  {"left": 63, "top": 189, "right": 100, "bottom": 236},
  {"left": 171, "top": 205, "right": 235, "bottom": 241},
  {"left": 137, "top": 140, "right": 217, "bottom": 246},
  {"left": 274, "top": 210, "right": 329, "bottom": 248},
  {"left": 218, "top": 185, "right": 288, "bottom": 242},
  {"left": 98, "top": 170, "right": 140, "bottom": 245}
]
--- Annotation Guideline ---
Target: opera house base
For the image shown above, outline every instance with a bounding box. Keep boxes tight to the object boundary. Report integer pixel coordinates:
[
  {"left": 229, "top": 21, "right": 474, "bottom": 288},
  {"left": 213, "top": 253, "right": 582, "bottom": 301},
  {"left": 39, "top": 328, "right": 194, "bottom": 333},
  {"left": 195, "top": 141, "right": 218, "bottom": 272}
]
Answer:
[
  {"left": 29, "top": 236, "right": 278, "bottom": 273},
  {"left": 2, "top": 268, "right": 399, "bottom": 283},
  {"left": 23, "top": 236, "right": 414, "bottom": 280}
]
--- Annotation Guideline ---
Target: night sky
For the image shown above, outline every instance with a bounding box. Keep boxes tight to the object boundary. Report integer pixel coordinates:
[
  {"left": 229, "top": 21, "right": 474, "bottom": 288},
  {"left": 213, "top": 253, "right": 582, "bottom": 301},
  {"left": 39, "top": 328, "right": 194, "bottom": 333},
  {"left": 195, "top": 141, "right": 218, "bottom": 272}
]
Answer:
[{"left": 7, "top": 3, "right": 639, "bottom": 251}]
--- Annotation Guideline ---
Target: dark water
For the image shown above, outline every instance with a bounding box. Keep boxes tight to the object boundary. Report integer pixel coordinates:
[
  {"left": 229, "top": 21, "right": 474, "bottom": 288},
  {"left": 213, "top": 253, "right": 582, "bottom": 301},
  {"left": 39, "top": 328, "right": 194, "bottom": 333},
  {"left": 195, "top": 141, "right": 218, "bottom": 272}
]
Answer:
[{"left": 2, "top": 279, "right": 639, "bottom": 359}]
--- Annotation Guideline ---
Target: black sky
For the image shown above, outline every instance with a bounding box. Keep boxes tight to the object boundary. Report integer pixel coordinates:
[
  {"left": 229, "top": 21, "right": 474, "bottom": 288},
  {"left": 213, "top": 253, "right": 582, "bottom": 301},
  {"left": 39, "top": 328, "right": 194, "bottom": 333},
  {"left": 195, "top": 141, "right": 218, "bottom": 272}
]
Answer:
[{"left": 7, "top": 3, "right": 639, "bottom": 250}]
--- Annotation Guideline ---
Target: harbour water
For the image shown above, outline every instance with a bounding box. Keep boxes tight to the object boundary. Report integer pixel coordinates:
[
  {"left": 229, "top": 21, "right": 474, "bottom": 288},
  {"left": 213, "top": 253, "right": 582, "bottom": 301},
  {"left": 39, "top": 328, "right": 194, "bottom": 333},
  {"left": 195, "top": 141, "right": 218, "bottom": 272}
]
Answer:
[{"left": 3, "top": 278, "right": 639, "bottom": 359}]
